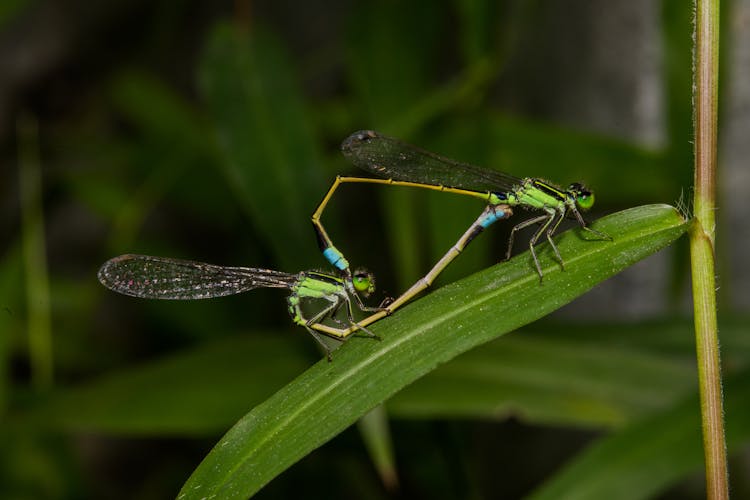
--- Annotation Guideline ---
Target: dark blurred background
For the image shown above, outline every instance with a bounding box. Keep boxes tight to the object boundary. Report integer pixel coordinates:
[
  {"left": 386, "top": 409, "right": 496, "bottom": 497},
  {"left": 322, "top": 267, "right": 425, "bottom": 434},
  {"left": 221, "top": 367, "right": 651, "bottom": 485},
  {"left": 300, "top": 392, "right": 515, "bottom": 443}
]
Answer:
[{"left": 2, "top": 1, "right": 749, "bottom": 498}]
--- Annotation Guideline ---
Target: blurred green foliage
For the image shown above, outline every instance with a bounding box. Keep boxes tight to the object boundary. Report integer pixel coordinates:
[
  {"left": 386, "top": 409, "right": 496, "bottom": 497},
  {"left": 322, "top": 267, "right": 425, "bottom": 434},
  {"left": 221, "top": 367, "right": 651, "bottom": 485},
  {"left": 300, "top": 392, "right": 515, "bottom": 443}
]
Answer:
[{"left": 2, "top": 1, "right": 745, "bottom": 499}]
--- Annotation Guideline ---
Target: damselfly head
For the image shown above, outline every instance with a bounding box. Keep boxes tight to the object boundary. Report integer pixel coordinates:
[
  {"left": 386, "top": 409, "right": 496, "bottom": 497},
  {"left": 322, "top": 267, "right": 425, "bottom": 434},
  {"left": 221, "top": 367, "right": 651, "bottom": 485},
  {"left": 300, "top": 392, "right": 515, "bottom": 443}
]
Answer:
[
  {"left": 568, "top": 182, "right": 595, "bottom": 211},
  {"left": 342, "top": 130, "right": 377, "bottom": 153},
  {"left": 352, "top": 268, "right": 376, "bottom": 297}
]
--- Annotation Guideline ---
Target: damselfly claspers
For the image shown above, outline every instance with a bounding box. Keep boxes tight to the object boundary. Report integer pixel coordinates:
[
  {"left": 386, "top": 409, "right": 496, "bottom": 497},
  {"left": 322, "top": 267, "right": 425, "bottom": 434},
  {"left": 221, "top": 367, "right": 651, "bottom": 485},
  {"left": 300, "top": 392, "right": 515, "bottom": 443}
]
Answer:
[{"left": 97, "top": 254, "right": 381, "bottom": 360}]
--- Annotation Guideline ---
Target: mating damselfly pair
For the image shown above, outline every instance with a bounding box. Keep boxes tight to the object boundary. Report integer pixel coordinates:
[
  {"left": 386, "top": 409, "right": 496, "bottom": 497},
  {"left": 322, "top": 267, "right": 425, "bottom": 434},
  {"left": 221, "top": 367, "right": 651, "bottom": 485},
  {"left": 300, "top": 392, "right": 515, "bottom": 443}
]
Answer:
[{"left": 99, "top": 130, "right": 610, "bottom": 359}]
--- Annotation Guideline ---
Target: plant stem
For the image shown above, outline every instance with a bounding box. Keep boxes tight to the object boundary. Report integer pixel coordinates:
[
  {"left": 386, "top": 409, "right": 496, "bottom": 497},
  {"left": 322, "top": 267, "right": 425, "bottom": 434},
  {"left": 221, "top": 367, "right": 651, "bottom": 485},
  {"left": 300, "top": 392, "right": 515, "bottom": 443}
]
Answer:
[{"left": 691, "top": 0, "right": 727, "bottom": 498}]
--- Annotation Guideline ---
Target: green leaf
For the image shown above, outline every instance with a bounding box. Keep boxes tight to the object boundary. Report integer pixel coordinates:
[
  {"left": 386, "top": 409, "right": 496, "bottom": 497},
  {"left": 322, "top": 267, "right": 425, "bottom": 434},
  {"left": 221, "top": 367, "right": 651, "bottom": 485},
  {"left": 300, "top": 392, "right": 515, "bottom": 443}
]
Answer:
[
  {"left": 32, "top": 317, "right": 749, "bottom": 437},
  {"left": 527, "top": 370, "right": 750, "bottom": 500},
  {"left": 110, "top": 70, "right": 211, "bottom": 149},
  {"left": 19, "top": 113, "right": 52, "bottom": 389},
  {"left": 199, "top": 23, "right": 325, "bottom": 270},
  {"left": 71, "top": 70, "right": 225, "bottom": 250},
  {"left": 0, "top": 243, "right": 23, "bottom": 414},
  {"left": 33, "top": 335, "right": 311, "bottom": 435},
  {"left": 455, "top": 0, "right": 497, "bottom": 63},
  {"left": 345, "top": 0, "right": 444, "bottom": 126},
  {"left": 388, "top": 331, "right": 695, "bottom": 427},
  {"left": 357, "top": 405, "right": 398, "bottom": 490},
  {"left": 177, "top": 204, "right": 688, "bottom": 499},
  {"left": 30, "top": 317, "right": 740, "bottom": 437}
]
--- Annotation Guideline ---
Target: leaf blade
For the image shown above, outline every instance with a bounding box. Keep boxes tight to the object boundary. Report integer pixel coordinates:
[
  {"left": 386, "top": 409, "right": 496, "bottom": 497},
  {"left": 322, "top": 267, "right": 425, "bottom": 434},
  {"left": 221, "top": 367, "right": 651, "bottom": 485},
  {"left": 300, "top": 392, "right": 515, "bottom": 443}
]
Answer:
[
  {"left": 527, "top": 370, "right": 750, "bottom": 500},
  {"left": 177, "top": 204, "right": 688, "bottom": 499}
]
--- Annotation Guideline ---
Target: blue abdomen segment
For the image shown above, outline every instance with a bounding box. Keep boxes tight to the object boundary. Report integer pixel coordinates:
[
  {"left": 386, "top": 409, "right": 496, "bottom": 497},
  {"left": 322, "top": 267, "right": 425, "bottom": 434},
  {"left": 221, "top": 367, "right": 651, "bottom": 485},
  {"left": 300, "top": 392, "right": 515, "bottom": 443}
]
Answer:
[
  {"left": 323, "top": 247, "right": 349, "bottom": 271},
  {"left": 479, "top": 206, "right": 509, "bottom": 228}
]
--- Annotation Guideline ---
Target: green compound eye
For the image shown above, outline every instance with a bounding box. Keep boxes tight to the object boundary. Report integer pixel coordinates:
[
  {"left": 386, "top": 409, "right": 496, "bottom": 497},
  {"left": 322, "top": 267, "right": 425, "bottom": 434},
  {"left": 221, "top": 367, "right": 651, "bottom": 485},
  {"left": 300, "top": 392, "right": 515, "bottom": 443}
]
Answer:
[
  {"left": 352, "top": 268, "right": 376, "bottom": 297},
  {"left": 577, "top": 191, "right": 594, "bottom": 210},
  {"left": 569, "top": 183, "right": 595, "bottom": 211}
]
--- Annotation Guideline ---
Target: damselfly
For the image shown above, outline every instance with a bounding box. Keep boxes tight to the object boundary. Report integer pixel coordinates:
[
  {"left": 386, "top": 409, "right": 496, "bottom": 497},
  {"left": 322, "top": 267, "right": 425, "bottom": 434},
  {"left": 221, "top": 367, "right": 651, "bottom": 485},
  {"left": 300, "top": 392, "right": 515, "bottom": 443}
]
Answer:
[
  {"left": 97, "top": 254, "right": 380, "bottom": 360},
  {"left": 312, "top": 130, "right": 609, "bottom": 312}
]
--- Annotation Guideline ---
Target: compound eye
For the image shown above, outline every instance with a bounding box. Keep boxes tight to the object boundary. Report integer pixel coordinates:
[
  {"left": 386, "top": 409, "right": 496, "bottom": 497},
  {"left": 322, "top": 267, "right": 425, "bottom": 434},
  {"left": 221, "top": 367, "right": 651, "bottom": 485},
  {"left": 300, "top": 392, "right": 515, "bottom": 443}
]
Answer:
[
  {"left": 576, "top": 190, "right": 595, "bottom": 211},
  {"left": 352, "top": 268, "right": 376, "bottom": 297},
  {"left": 568, "top": 183, "right": 594, "bottom": 211}
]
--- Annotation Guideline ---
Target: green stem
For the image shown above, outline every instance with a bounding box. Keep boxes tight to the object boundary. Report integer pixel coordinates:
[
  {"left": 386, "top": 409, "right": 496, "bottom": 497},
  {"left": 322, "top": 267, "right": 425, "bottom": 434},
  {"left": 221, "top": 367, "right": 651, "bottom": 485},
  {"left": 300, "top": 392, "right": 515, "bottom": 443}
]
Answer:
[{"left": 691, "top": 0, "right": 727, "bottom": 498}]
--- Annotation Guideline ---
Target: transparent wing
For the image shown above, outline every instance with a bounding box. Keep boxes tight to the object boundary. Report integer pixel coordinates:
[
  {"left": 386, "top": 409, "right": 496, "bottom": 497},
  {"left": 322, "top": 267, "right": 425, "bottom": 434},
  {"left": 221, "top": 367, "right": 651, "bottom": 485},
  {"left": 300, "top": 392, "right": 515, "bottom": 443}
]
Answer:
[
  {"left": 97, "top": 254, "right": 297, "bottom": 300},
  {"left": 341, "top": 130, "right": 522, "bottom": 193}
]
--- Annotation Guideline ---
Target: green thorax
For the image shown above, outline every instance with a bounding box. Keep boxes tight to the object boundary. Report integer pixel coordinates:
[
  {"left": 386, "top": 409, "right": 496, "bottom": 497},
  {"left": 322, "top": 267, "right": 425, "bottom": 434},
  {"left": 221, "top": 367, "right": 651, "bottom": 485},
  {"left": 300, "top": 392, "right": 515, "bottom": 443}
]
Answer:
[
  {"left": 294, "top": 271, "right": 345, "bottom": 299},
  {"left": 504, "top": 178, "right": 570, "bottom": 211}
]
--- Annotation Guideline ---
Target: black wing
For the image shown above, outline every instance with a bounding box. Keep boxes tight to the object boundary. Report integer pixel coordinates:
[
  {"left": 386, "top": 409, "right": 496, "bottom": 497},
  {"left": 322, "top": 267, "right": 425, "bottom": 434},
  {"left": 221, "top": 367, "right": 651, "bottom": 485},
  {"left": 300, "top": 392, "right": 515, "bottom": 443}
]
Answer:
[
  {"left": 97, "top": 254, "right": 297, "bottom": 300},
  {"left": 341, "top": 130, "right": 522, "bottom": 193}
]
